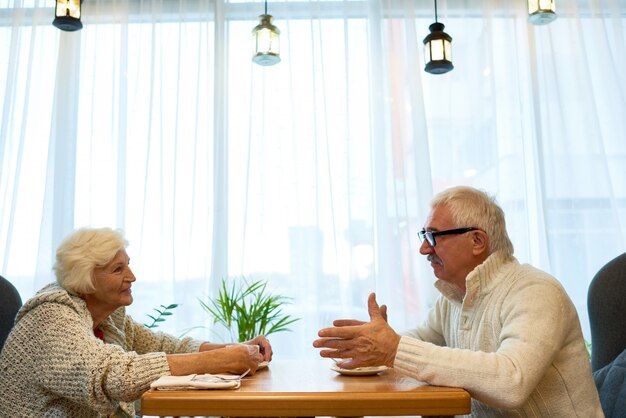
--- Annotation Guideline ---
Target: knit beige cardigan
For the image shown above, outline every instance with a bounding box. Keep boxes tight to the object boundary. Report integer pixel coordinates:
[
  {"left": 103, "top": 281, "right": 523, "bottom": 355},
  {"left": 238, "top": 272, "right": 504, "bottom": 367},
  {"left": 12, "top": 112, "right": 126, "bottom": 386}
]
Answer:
[
  {"left": 0, "top": 283, "right": 202, "bottom": 417},
  {"left": 394, "top": 251, "right": 604, "bottom": 417}
]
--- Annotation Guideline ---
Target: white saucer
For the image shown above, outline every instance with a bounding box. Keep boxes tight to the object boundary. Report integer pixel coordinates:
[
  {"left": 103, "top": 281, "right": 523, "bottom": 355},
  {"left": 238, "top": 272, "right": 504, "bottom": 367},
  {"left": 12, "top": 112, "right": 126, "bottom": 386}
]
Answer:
[{"left": 331, "top": 365, "right": 387, "bottom": 376}]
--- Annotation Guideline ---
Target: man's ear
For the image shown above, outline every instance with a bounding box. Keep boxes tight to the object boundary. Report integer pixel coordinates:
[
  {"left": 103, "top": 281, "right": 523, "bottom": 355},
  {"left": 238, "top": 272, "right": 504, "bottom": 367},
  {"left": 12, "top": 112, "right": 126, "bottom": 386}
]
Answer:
[{"left": 471, "top": 230, "right": 489, "bottom": 256}]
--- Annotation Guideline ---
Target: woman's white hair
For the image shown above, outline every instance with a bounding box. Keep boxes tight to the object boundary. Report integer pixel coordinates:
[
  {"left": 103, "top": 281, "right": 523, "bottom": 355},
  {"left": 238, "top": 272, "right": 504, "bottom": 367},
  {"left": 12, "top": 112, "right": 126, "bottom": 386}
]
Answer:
[
  {"left": 53, "top": 227, "right": 128, "bottom": 295},
  {"left": 431, "top": 186, "right": 514, "bottom": 257}
]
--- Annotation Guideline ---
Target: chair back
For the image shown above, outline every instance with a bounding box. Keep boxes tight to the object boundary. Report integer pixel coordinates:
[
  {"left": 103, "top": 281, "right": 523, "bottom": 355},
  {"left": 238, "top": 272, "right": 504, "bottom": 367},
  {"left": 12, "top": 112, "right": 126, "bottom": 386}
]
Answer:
[
  {"left": 0, "top": 275, "right": 22, "bottom": 352},
  {"left": 587, "top": 252, "right": 626, "bottom": 372}
]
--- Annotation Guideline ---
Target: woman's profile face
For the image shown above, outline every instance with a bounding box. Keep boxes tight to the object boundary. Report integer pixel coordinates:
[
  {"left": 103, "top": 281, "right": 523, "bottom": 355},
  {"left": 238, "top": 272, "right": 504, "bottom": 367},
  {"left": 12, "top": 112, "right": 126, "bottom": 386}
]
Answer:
[{"left": 85, "top": 249, "right": 136, "bottom": 312}]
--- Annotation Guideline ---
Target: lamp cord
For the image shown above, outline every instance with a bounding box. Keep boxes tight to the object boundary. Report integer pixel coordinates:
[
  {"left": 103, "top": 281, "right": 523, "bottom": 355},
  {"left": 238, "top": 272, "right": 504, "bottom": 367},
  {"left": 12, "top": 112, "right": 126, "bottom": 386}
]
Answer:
[{"left": 434, "top": 0, "right": 438, "bottom": 22}]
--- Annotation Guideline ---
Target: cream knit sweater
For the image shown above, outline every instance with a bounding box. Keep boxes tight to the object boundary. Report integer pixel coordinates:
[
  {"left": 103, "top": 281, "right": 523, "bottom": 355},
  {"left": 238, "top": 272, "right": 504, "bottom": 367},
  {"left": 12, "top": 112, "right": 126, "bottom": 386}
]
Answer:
[
  {"left": 394, "top": 251, "right": 604, "bottom": 417},
  {"left": 0, "top": 283, "right": 202, "bottom": 417}
]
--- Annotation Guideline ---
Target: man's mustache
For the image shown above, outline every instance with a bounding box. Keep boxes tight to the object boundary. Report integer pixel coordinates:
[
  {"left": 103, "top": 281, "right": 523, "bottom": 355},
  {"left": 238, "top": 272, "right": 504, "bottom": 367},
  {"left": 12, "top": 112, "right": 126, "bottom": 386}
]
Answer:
[{"left": 427, "top": 254, "right": 442, "bottom": 265}]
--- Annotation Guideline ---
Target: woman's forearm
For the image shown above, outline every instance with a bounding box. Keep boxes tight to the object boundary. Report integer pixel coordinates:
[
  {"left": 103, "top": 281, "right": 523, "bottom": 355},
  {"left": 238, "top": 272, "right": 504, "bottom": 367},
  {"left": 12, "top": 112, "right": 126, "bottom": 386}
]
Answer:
[
  {"left": 198, "top": 342, "right": 227, "bottom": 351},
  {"left": 166, "top": 345, "right": 261, "bottom": 376}
]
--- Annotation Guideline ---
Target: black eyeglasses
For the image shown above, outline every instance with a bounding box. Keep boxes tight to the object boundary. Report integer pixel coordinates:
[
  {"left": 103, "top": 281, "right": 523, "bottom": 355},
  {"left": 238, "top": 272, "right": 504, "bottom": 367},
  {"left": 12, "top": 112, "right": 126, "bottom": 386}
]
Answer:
[{"left": 418, "top": 227, "right": 481, "bottom": 247}]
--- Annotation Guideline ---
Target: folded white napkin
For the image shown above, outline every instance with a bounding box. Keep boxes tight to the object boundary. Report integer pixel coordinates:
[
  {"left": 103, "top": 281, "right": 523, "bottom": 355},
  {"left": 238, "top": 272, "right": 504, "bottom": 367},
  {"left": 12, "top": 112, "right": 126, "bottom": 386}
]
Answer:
[{"left": 150, "top": 373, "right": 242, "bottom": 390}]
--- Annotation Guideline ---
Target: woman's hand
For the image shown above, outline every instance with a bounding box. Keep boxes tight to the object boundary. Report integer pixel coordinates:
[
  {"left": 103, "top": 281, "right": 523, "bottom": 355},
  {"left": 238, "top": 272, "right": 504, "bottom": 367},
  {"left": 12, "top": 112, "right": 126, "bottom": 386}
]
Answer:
[
  {"left": 223, "top": 343, "right": 264, "bottom": 375},
  {"left": 243, "top": 335, "right": 273, "bottom": 362}
]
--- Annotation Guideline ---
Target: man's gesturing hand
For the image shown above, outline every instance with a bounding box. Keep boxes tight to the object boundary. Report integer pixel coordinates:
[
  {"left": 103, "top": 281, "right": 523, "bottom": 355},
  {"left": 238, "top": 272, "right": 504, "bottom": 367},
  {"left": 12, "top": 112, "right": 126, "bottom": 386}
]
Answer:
[{"left": 312, "top": 292, "right": 400, "bottom": 369}]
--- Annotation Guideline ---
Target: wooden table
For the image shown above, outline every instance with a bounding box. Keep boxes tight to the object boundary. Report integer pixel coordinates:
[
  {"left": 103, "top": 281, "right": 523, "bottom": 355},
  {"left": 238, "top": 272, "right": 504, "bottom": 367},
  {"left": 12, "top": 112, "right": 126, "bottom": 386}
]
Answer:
[{"left": 140, "top": 360, "right": 470, "bottom": 417}]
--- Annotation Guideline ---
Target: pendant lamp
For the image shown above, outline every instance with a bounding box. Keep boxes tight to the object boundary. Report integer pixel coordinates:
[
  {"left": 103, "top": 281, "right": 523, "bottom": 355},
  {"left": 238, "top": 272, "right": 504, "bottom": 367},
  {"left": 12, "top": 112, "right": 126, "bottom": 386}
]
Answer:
[
  {"left": 252, "top": 0, "right": 281, "bottom": 66},
  {"left": 423, "top": 0, "right": 453, "bottom": 74},
  {"left": 528, "top": 0, "right": 557, "bottom": 25},
  {"left": 53, "top": 0, "right": 83, "bottom": 31}
]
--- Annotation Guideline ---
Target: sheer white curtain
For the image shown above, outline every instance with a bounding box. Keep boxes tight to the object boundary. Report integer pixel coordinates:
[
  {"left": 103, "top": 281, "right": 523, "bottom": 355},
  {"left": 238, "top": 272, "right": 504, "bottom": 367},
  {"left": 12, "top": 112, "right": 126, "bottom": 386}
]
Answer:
[{"left": 1, "top": 0, "right": 625, "bottom": 359}]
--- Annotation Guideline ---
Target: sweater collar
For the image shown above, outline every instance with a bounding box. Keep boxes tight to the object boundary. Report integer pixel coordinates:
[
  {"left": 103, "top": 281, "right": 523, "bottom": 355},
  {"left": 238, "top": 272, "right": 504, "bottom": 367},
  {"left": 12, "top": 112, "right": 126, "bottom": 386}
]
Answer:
[{"left": 435, "top": 251, "right": 517, "bottom": 305}]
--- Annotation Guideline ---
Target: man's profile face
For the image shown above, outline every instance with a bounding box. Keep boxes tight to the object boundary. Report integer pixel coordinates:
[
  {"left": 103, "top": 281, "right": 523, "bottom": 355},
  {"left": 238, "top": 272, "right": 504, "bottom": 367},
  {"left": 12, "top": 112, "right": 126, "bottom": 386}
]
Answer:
[{"left": 419, "top": 204, "right": 478, "bottom": 292}]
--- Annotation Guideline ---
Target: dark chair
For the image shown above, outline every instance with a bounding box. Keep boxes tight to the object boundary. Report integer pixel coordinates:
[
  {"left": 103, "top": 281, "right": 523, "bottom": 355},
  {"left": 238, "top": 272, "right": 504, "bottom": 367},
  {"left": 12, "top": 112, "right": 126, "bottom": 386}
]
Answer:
[
  {"left": 588, "top": 253, "right": 626, "bottom": 418},
  {"left": 588, "top": 252, "right": 626, "bottom": 372},
  {"left": 0, "top": 275, "right": 22, "bottom": 352}
]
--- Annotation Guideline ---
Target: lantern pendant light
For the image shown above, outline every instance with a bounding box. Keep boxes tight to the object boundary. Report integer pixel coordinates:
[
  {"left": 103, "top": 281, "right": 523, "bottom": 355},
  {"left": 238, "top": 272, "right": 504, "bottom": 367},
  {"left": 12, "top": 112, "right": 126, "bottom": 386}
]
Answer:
[
  {"left": 528, "top": 0, "right": 557, "bottom": 25},
  {"left": 53, "top": 0, "right": 83, "bottom": 31},
  {"left": 252, "top": 0, "right": 281, "bottom": 66},
  {"left": 423, "top": 0, "right": 453, "bottom": 74}
]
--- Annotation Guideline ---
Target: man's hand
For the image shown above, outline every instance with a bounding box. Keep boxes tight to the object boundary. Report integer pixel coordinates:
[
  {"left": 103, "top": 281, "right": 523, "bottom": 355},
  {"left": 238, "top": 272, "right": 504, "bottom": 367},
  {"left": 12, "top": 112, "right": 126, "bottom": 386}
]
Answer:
[
  {"left": 312, "top": 292, "right": 400, "bottom": 369},
  {"left": 332, "top": 303, "right": 388, "bottom": 327}
]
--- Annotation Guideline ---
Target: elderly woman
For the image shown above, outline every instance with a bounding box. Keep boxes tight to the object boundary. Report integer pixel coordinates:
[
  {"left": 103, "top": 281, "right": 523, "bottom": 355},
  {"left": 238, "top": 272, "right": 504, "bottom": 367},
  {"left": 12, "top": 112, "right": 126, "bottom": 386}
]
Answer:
[{"left": 0, "top": 227, "right": 272, "bottom": 417}]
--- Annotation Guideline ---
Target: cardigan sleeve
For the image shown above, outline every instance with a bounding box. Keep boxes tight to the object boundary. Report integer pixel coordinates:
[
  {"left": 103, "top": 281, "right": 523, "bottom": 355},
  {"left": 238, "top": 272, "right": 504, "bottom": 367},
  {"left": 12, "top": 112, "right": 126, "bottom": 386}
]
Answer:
[{"left": 24, "top": 303, "right": 171, "bottom": 415}]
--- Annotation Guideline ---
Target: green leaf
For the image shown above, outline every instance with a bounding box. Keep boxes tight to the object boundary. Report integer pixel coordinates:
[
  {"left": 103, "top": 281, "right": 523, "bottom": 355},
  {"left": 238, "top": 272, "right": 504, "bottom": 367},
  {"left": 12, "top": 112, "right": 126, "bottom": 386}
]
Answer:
[{"left": 144, "top": 303, "right": 179, "bottom": 328}]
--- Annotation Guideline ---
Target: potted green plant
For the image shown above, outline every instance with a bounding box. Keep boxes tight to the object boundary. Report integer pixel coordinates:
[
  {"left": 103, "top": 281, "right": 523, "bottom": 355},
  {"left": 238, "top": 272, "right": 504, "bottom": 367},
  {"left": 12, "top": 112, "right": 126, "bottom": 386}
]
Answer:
[{"left": 199, "top": 277, "right": 299, "bottom": 342}]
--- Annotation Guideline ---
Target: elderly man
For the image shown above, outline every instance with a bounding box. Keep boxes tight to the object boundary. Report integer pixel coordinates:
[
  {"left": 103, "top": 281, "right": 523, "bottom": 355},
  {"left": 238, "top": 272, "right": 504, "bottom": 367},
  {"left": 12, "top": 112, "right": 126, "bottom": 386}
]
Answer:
[{"left": 314, "top": 186, "right": 603, "bottom": 417}]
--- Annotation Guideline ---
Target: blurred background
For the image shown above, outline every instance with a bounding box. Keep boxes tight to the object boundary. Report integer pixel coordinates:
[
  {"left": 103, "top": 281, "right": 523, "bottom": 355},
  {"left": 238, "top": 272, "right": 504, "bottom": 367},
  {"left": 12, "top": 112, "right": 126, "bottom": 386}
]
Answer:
[{"left": 1, "top": 0, "right": 625, "bottom": 359}]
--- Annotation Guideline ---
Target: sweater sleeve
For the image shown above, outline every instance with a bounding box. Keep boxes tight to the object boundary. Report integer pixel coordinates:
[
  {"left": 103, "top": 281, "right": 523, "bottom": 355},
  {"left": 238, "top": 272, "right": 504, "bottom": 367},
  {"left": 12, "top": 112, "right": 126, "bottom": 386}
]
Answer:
[
  {"left": 26, "top": 303, "right": 171, "bottom": 415},
  {"left": 394, "top": 278, "right": 578, "bottom": 409}
]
